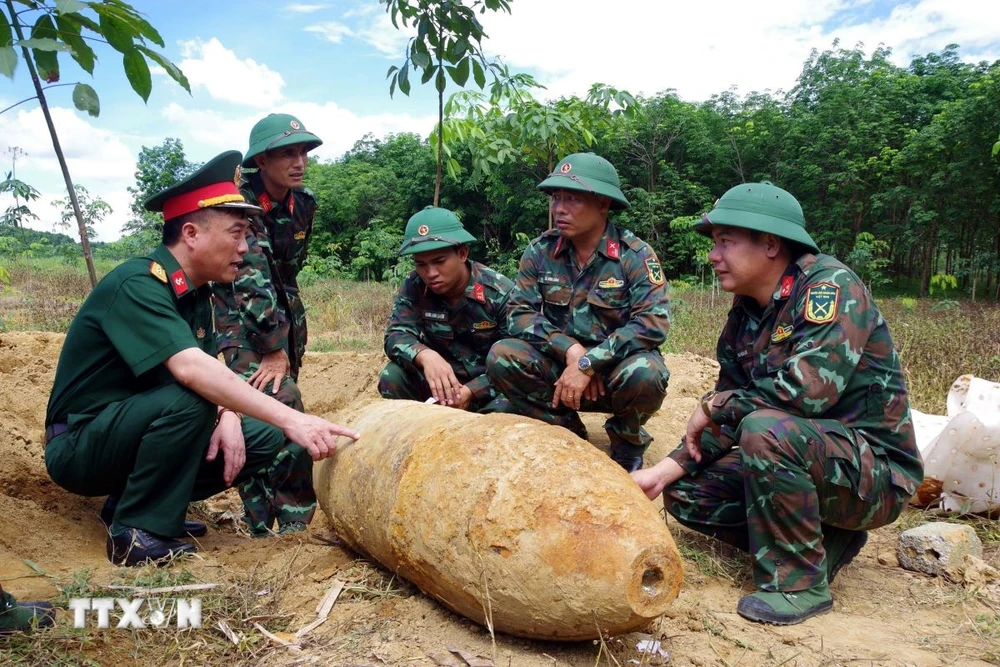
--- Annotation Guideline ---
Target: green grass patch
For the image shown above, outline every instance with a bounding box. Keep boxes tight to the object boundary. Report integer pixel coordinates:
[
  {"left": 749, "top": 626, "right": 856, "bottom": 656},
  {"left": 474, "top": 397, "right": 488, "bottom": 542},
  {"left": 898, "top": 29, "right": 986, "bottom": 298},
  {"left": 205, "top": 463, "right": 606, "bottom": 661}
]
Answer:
[{"left": 3, "top": 258, "right": 999, "bottom": 414}]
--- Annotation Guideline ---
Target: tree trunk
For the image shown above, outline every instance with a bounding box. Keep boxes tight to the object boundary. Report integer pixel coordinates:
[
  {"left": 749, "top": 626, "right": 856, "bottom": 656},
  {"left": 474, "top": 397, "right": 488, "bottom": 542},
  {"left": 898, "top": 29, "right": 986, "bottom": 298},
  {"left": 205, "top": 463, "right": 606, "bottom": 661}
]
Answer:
[
  {"left": 433, "top": 53, "right": 443, "bottom": 207},
  {"left": 920, "top": 219, "right": 939, "bottom": 297},
  {"left": 9, "top": 1, "right": 97, "bottom": 289}
]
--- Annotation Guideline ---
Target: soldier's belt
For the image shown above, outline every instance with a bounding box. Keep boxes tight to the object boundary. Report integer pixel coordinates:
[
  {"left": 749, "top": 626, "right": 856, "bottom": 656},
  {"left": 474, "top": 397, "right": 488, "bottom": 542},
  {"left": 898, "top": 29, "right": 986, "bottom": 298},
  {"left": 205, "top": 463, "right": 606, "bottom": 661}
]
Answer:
[{"left": 44, "top": 423, "right": 68, "bottom": 446}]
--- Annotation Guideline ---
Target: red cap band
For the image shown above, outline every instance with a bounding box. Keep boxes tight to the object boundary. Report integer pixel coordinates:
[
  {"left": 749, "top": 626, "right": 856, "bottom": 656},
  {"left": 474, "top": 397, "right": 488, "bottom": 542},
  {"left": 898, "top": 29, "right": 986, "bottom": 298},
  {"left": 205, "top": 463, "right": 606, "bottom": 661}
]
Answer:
[{"left": 163, "top": 182, "right": 243, "bottom": 221}]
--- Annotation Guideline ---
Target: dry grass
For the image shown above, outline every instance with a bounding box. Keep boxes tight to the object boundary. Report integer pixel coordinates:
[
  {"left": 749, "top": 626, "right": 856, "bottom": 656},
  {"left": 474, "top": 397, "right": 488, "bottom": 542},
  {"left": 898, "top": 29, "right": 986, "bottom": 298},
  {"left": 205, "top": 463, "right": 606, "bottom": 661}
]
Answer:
[
  {"left": 3, "top": 260, "right": 999, "bottom": 414},
  {"left": 0, "top": 552, "right": 307, "bottom": 666}
]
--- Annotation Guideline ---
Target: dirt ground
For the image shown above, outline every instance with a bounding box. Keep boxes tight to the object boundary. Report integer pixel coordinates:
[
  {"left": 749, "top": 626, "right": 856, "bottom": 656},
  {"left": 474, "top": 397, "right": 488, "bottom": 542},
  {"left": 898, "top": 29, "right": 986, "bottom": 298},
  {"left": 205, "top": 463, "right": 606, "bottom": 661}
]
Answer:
[{"left": 1, "top": 331, "right": 998, "bottom": 666}]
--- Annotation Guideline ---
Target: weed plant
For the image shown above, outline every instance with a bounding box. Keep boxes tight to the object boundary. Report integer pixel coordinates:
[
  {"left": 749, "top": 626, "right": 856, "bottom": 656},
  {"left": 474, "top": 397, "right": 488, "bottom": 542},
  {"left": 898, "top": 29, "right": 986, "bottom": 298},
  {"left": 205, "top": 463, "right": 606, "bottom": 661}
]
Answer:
[{"left": 3, "top": 261, "right": 999, "bottom": 414}]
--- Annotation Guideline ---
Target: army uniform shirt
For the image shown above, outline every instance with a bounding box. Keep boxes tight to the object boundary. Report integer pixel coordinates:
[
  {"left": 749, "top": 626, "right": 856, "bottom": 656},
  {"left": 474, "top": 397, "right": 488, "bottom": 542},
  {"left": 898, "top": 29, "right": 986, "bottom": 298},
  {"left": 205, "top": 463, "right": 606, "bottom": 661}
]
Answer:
[
  {"left": 507, "top": 224, "right": 670, "bottom": 370},
  {"left": 47, "top": 244, "right": 213, "bottom": 426},
  {"left": 671, "top": 252, "right": 922, "bottom": 495},
  {"left": 212, "top": 171, "right": 317, "bottom": 376},
  {"left": 384, "top": 261, "right": 514, "bottom": 402}
]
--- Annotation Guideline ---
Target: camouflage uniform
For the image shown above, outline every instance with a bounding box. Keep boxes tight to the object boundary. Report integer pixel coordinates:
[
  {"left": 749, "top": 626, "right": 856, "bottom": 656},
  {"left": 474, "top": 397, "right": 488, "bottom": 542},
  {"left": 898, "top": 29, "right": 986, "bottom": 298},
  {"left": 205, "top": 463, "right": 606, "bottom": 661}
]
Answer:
[
  {"left": 487, "top": 224, "right": 671, "bottom": 462},
  {"left": 211, "top": 169, "right": 318, "bottom": 535},
  {"left": 380, "top": 261, "right": 514, "bottom": 413},
  {"left": 664, "top": 253, "right": 923, "bottom": 593}
]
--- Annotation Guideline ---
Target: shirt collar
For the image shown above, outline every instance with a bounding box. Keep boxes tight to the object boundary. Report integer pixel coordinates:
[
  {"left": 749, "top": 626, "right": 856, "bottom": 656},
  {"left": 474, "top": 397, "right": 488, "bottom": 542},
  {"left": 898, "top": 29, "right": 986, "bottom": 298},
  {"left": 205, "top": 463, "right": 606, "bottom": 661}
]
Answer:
[
  {"left": 552, "top": 223, "right": 620, "bottom": 259},
  {"left": 151, "top": 244, "right": 195, "bottom": 300}
]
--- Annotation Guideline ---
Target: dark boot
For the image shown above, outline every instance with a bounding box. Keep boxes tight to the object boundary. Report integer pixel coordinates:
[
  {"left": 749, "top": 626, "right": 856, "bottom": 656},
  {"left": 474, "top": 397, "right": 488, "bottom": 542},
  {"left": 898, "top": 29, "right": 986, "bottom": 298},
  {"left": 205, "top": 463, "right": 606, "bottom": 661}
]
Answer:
[
  {"left": 0, "top": 589, "right": 55, "bottom": 634},
  {"left": 107, "top": 526, "right": 197, "bottom": 567},
  {"left": 101, "top": 496, "right": 207, "bottom": 538}
]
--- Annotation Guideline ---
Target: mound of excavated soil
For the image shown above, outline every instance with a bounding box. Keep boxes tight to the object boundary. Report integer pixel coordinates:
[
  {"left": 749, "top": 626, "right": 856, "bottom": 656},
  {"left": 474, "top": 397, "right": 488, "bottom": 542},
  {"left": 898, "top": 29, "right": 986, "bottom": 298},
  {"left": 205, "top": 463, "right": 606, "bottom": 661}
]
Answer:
[{"left": 0, "top": 332, "right": 996, "bottom": 666}]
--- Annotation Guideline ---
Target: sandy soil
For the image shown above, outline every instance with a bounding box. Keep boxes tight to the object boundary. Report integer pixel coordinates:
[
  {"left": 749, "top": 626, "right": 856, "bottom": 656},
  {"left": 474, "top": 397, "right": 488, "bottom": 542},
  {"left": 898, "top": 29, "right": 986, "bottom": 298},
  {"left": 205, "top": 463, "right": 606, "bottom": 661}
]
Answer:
[{"left": 0, "top": 331, "right": 997, "bottom": 666}]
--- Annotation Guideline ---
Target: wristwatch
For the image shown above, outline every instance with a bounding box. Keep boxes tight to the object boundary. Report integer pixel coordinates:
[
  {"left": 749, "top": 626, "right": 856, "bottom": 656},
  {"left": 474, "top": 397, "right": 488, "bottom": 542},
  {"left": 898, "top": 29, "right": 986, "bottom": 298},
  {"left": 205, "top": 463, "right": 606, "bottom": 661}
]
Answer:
[
  {"left": 578, "top": 355, "right": 595, "bottom": 377},
  {"left": 700, "top": 390, "right": 718, "bottom": 419}
]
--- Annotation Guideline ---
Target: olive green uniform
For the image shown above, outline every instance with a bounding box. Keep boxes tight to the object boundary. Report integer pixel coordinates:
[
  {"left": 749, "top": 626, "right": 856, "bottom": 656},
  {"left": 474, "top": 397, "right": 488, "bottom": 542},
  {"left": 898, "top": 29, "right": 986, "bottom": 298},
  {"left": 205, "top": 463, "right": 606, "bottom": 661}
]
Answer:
[{"left": 44, "top": 244, "right": 287, "bottom": 538}]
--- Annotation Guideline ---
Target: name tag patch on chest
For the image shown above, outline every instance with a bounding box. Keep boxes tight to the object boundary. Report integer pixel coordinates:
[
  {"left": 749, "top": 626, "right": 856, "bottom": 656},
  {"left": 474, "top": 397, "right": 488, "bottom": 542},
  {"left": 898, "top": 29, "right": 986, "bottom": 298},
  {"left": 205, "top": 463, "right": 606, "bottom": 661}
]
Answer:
[
  {"left": 472, "top": 320, "right": 496, "bottom": 331},
  {"left": 804, "top": 282, "right": 840, "bottom": 324},
  {"left": 423, "top": 311, "right": 448, "bottom": 321},
  {"left": 598, "top": 277, "right": 625, "bottom": 289},
  {"left": 539, "top": 275, "right": 562, "bottom": 284}
]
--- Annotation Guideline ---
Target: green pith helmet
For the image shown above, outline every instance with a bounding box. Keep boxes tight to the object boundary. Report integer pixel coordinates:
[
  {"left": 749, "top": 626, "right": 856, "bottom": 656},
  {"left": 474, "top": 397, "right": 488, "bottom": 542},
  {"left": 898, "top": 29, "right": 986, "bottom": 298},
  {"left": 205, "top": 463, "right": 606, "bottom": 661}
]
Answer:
[
  {"left": 537, "top": 152, "right": 630, "bottom": 210},
  {"left": 694, "top": 181, "right": 819, "bottom": 253},
  {"left": 398, "top": 206, "right": 477, "bottom": 256},
  {"left": 243, "top": 113, "right": 323, "bottom": 167}
]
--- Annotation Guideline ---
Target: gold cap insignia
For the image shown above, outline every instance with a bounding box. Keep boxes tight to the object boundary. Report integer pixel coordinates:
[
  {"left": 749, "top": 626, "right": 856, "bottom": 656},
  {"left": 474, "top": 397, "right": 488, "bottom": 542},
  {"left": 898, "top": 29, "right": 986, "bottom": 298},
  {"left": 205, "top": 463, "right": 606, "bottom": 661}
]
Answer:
[
  {"left": 196, "top": 327, "right": 206, "bottom": 339},
  {"left": 560, "top": 162, "right": 572, "bottom": 173},
  {"left": 290, "top": 120, "right": 301, "bottom": 130},
  {"left": 234, "top": 164, "right": 242, "bottom": 186},
  {"left": 417, "top": 225, "right": 429, "bottom": 236}
]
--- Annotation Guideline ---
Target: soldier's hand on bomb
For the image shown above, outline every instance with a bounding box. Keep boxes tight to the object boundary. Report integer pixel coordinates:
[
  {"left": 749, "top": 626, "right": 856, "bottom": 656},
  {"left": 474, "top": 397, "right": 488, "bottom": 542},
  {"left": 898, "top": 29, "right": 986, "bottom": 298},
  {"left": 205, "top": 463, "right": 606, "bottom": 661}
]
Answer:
[{"left": 415, "top": 349, "right": 464, "bottom": 406}]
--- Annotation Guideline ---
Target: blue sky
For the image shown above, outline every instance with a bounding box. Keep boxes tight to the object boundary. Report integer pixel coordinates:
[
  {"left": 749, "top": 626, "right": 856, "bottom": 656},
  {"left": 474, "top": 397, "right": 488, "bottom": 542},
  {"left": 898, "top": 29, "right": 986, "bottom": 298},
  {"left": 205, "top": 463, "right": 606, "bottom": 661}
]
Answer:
[{"left": 2, "top": 0, "right": 999, "bottom": 241}]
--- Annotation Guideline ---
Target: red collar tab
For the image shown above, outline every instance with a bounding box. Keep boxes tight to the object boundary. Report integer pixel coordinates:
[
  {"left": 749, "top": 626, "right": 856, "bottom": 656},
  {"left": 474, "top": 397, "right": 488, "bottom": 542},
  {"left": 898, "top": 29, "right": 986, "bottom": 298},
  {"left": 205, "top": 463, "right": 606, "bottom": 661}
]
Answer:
[
  {"left": 287, "top": 195, "right": 294, "bottom": 215},
  {"left": 553, "top": 236, "right": 564, "bottom": 257},
  {"left": 606, "top": 239, "right": 620, "bottom": 260},
  {"left": 162, "top": 182, "right": 243, "bottom": 221},
  {"left": 258, "top": 192, "right": 273, "bottom": 213},
  {"left": 779, "top": 275, "right": 794, "bottom": 299},
  {"left": 170, "top": 269, "right": 190, "bottom": 296},
  {"left": 472, "top": 282, "right": 486, "bottom": 303}
]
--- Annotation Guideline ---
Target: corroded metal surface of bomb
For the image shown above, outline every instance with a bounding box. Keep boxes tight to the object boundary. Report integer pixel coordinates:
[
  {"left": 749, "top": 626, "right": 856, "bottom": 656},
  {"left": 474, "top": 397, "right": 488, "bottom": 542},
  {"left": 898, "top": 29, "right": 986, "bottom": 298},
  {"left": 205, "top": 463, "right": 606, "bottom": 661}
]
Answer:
[{"left": 314, "top": 400, "right": 683, "bottom": 640}]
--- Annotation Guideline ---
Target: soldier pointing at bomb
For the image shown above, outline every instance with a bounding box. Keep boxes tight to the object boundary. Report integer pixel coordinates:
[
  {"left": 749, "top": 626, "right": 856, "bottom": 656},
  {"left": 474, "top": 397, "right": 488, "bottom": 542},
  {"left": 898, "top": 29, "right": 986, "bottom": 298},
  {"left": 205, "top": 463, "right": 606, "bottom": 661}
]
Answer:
[{"left": 44, "top": 151, "right": 359, "bottom": 567}]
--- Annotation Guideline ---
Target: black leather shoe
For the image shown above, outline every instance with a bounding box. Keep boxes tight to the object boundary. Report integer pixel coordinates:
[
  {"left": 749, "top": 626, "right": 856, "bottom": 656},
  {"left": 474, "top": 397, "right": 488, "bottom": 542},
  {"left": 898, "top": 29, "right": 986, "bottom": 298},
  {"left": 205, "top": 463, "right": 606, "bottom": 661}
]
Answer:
[
  {"left": 101, "top": 497, "right": 207, "bottom": 538},
  {"left": 106, "top": 527, "right": 198, "bottom": 567}
]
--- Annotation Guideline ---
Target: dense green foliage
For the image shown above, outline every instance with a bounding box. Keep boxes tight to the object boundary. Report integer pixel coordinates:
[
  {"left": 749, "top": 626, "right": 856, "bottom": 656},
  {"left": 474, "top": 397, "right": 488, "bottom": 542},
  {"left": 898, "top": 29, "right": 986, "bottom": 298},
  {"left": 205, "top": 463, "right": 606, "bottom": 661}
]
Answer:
[{"left": 300, "top": 43, "right": 1000, "bottom": 299}]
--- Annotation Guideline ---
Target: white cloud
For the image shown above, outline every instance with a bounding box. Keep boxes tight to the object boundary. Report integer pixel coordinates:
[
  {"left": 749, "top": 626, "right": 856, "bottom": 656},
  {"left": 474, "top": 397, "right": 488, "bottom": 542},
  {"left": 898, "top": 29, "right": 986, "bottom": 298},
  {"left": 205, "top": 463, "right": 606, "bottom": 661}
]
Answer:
[
  {"left": 177, "top": 38, "right": 286, "bottom": 107},
  {"left": 346, "top": 4, "right": 413, "bottom": 58},
  {"left": 0, "top": 104, "right": 137, "bottom": 241},
  {"left": 304, "top": 21, "right": 353, "bottom": 44},
  {"left": 161, "top": 101, "right": 436, "bottom": 163},
  {"left": 285, "top": 3, "right": 329, "bottom": 13},
  {"left": 475, "top": 0, "right": 1000, "bottom": 102}
]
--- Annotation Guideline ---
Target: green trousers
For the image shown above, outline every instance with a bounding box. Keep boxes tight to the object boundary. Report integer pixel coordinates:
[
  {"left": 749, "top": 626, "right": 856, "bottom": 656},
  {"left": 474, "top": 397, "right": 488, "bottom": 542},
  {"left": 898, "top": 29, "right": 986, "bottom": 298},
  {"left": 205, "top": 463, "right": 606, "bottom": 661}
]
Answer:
[{"left": 45, "top": 382, "right": 285, "bottom": 537}]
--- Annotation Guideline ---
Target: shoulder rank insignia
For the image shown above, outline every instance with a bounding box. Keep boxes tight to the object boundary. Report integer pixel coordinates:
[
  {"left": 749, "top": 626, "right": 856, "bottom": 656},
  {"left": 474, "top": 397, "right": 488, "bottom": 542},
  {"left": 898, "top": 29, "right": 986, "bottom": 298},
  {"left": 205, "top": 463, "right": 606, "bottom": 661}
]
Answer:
[
  {"left": 472, "top": 320, "right": 496, "bottom": 331},
  {"left": 804, "top": 282, "right": 839, "bottom": 324},
  {"left": 645, "top": 257, "right": 664, "bottom": 286},
  {"left": 771, "top": 324, "right": 794, "bottom": 343},
  {"left": 779, "top": 275, "right": 794, "bottom": 299},
  {"left": 294, "top": 231, "right": 306, "bottom": 240},
  {"left": 149, "top": 261, "right": 167, "bottom": 283},
  {"left": 472, "top": 283, "right": 486, "bottom": 303},
  {"left": 598, "top": 277, "right": 625, "bottom": 289},
  {"left": 196, "top": 327, "right": 206, "bottom": 339}
]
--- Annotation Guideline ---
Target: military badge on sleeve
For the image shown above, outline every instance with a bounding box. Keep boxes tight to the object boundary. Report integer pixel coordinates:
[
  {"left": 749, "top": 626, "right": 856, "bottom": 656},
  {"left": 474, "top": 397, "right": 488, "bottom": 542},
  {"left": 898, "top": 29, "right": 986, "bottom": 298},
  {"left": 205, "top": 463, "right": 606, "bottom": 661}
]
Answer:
[
  {"left": 645, "top": 258, "right": 664, "bottom": 286},
  {"left": 804, "top": 282, "right": 840, "bottom": 324}
]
